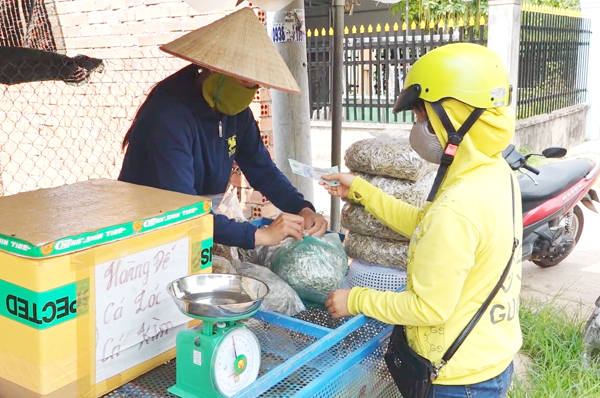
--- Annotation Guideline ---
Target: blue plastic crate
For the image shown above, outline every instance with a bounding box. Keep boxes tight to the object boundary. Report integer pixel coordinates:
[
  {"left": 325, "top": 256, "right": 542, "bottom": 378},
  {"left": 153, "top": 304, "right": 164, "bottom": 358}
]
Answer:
[{"left": 104, "top": 305, "right": 402, "bottom": 398}]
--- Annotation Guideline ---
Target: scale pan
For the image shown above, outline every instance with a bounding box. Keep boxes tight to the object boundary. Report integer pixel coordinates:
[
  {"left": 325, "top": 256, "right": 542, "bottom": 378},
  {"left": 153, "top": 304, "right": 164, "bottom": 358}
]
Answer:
[{"left": 168, "top": 274, "right": 269, "bottom": 320}]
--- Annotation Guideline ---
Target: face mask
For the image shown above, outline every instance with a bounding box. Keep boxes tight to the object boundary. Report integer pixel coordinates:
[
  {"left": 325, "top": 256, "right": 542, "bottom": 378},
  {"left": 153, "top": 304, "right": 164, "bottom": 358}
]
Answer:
[
  {"left": 409, "top": 120, "right": 443, "bottom": 164},
  {"left": 202, "top": 73, "right": 258, "bottom": 115}
]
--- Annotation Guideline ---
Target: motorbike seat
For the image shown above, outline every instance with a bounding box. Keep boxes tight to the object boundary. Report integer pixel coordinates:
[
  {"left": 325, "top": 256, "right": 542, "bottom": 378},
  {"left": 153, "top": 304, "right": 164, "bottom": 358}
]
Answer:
[{"left": 519, "top": 159, "right": 591, "bottom": 213}]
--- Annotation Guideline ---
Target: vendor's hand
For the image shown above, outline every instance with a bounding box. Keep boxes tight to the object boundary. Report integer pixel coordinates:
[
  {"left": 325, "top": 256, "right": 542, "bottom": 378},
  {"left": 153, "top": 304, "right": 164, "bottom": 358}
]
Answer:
[
  {"left": 325, "top": 289, "right": 352, "bottom": 319},
  {"left": 319, "top": 173, "right": 356, "bottom": 199},
  {"left": 254, "top": 212, "right": 304, "bottom": 246},
  {"left": 299, "top": 207, "right": 327, "bottom": 236}
]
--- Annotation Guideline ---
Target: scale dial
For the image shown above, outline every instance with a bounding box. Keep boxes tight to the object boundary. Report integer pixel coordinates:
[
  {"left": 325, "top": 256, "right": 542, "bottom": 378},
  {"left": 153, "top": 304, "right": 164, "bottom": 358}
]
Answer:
[{"left": 212, "top": 327, "right": 261, "bottom": 397}]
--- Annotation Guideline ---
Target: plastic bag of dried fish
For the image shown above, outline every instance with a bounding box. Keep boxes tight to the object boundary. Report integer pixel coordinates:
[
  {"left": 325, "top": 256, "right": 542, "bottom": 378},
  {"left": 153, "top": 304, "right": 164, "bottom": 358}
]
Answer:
[
  {"left": 236, "top": 244, "right": 282, "bottom": 268},
  {"left": 350, "top": 171, "right": 436, "bottom": 208},
  {"left": 212, "top": 255, "right": 237, "bottom": 274},
  {"left": 345, "top": 136, "right": 435, "bottom": 181},
  {"left": 344, "top": 232, "right": 409, "bottom": 270},
  {"left": 341, "top": 203, "right": 409, "bottom": 242},
  {"left": 234, "top": 261, "right": 306, "bottom": 316},
  {"left": 271, "top": 234, "right": 348, "bottom": 304}
]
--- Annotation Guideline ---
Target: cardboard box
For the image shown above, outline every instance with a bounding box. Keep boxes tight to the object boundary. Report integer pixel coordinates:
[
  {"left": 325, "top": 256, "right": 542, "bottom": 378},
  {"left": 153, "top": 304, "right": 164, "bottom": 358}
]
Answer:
[{"left": 0, "top": 179, "right": 214, "bottom": 398}]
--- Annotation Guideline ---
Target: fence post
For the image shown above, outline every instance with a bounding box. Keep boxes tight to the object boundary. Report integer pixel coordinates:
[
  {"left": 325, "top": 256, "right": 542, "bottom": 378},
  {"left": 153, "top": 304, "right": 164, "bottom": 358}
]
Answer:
[
  {"left": 581, "top": 0, "right": 600, "bottom": 140},
  {"left": 487, "top": 0, "right": 522, "bottom": 115}
]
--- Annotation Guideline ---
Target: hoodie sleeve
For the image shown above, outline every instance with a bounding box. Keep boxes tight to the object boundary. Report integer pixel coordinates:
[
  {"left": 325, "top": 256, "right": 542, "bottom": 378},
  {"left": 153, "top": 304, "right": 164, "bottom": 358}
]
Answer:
[
  {"left": 346, "top": 205, "right": 480, "bottom": 326},
  {"left": 235, "top": 110, "right": 315, "bottom": 215},
  {"left": 348, "top": 176, "right": 421, "bottom": 239},
  {"left": 212, "top": 213, "right": 258, "bottom": 250}
]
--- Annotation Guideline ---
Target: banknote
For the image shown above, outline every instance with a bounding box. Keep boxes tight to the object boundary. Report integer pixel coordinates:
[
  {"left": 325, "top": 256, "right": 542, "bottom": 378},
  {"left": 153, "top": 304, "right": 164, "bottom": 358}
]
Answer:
[{"left": 288, "top": 159, "right": 341, "bottom": 186}]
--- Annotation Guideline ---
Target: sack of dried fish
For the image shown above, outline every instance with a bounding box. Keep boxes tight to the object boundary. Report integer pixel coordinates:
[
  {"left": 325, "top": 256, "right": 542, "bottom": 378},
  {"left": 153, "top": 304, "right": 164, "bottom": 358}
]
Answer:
[
  {"left": 345, "top": 136, "right": 434, "bottom": 181},
  {"left": 344, "top": 232, "right": 409, "bottom": 270},
  {"left": 212, "top": 255, "right": 237, "bottom": 274},
  {"left": 352, "top": 171, "right": 435, "bottom": 208},
  {"left": 341, "top": 203, "right": 409, "bottom": 242},
  {"left": 271, "top": 234, "right": 348, "bottom": 304},
  {"left": 234, "top": 261, "right": 306, "bottom": 316}
]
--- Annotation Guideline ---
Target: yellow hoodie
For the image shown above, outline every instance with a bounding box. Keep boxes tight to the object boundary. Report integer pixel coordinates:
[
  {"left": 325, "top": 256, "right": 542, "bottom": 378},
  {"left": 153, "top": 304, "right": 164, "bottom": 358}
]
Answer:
[{"left": 346, "top": 99, "right": 523, "bottom": 385}]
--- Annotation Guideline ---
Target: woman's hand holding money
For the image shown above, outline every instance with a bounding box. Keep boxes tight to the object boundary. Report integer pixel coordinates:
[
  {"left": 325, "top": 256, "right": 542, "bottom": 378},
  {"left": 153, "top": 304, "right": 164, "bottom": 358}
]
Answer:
[{"left": 320, "top": 173, "right": 356, "bottom": 199}]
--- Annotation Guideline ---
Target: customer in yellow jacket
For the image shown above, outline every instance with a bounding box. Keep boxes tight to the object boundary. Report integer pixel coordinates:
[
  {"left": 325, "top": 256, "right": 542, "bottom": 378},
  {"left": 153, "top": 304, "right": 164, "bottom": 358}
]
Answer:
[{"left": 321, "top": 43, "right": 523, "bottom": 398}]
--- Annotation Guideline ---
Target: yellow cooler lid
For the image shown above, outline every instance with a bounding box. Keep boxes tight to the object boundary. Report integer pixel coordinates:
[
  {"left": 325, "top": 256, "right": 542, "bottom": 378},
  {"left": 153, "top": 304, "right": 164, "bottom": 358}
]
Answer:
[{"left": 0, "top": 179, "right": 212, "bottom": 259}]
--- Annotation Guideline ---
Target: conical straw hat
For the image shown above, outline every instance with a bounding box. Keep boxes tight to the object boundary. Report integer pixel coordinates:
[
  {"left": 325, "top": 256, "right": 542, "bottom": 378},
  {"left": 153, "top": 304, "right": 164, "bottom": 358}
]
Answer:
[{"left": 160, "top": 7, "right": 301, "bottom": 94}]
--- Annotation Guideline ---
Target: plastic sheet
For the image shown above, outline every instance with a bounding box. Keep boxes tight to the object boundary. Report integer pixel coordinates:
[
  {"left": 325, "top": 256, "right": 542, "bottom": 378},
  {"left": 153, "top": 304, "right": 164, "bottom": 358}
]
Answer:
[
  {"left": 211, "top": 255, "right": 237, "bottom": 274},
  {"left": 345, "top": 136, "right": 435, "bottom": 182},
  {"left": 271, "top": 234, "right": 349, "bottom": 304},
  {"left": 344, "top": 232, "right": 409, "bottom": 270},
  {"left": 233, "top": 261, "right": 306, "bottom": 316},
  {"left": 341, "top": 203, "right": 409, "bottom": 242},
  {"left": 354, "top": 171, "right": 435, "bottom": 208}
]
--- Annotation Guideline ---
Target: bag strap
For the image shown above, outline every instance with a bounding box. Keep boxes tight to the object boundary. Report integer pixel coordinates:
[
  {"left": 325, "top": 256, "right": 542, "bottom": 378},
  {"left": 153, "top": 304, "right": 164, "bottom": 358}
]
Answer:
[
  {"left": 433, "top": 176, "right": 519, "bottom": 378},
  {"left": 426, "top": 102, "right": 485, "bottom": 202}
]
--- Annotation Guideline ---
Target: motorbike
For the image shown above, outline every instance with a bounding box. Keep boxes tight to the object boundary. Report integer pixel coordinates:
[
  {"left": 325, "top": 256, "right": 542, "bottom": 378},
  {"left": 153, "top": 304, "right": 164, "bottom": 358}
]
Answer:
[
  {"left": 503, "top": 144, "right": 600, "bottom": 366},
  {"left": 503, "top": 144, "right": 600, "bottom": 267}
]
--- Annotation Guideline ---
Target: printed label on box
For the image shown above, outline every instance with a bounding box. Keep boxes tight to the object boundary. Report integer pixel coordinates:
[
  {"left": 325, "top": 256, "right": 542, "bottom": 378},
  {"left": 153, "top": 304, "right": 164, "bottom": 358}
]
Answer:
[
  {"left": 0, "top": 278, "right": 90, "bottom": 329},
  {"left": 94, "top": 237, "right": 191, "bottom": 383},
  {"left": 0, "top": 201, "right": 211, "bottom": 259},
  {"left": 192, "top": 237, "right": 213, "bottom": 273}
]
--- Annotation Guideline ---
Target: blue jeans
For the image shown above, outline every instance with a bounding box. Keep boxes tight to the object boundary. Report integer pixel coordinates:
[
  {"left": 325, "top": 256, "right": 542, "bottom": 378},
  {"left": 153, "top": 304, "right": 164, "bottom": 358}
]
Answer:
[{"left": 426, "top": 363, "right": 514, "bottom": 398}]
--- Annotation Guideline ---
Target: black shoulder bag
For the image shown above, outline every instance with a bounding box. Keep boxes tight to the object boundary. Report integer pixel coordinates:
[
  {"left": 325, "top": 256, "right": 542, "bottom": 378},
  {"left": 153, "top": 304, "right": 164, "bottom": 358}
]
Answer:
[{"left": 384, "top": 177, "right": 518, "bottom": 398}]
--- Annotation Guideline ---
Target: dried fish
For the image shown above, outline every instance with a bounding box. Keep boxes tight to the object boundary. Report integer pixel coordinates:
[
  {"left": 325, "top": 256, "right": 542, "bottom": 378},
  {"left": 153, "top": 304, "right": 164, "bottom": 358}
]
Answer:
[
  {"left": 344, "top": 232, "right": 409, "bottom": 270},
  {"left": 345, "top": 136, "right": 436, "bottom": 181},
  {"left": 212, "top": 255, "right": 237, "bottom": 274},
  {"left": 271, "top": 234, "right": 348, "bottom": 304},
  {"left": 341, "top": 203, "right": 409, "bottom": 242},
  {"left": 234, "top": 261, "right": 306, "bottom": 316},
  {"left": 352, "top": 171, "right": 436, "bottom": 208}
]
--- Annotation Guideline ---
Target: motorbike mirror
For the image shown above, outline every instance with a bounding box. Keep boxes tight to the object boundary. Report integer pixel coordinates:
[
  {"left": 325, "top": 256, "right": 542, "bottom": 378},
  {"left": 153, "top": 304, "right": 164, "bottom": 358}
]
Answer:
[{"left": 542, "top": 147, "right": 567, "bottom": 158}]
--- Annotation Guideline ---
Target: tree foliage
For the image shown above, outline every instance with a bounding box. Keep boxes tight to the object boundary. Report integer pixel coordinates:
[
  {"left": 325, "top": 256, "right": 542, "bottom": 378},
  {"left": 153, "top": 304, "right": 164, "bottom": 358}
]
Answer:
[{"left": 390, "top": 0, "right": 580, "bottom": 22}]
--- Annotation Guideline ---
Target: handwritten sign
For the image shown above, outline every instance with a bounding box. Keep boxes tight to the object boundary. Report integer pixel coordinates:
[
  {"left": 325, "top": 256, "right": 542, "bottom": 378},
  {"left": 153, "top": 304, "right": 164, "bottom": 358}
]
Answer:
[{"left": 94, "top": 237, "right": 190, "bottom": 383}]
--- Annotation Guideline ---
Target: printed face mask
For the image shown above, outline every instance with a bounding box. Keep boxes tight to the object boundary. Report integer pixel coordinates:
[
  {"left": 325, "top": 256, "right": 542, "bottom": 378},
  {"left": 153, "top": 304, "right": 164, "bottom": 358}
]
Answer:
[
  {"left": 409, "top": 120, "right": 443, "bottom": 164},
  {"left": 202, "top": 73, "right": 258, "bottom": 115}
]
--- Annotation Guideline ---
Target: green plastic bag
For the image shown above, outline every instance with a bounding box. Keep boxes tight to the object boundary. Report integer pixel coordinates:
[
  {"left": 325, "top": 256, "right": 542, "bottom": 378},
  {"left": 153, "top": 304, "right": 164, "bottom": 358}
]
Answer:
[{"left": 271, "top": 233, "right": 348, "bottom": 304}]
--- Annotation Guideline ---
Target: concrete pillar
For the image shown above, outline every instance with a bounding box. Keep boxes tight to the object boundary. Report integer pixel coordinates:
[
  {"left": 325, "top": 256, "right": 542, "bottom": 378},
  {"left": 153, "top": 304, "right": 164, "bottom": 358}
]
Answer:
[
  {"left": 266, "top": 0, "right": 314, "bottom": 203},
  {"left": 487, "top": 0, "right": 522, "bottom": 115},
  {"left": 581, "top": 0, "right": 600, "bottom": 140}
]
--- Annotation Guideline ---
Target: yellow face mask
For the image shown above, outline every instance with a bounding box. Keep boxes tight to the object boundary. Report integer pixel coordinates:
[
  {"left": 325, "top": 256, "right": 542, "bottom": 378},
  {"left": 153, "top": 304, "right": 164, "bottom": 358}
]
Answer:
[{"left": 202, "top": 73, "right": 258, "bottom": 115}]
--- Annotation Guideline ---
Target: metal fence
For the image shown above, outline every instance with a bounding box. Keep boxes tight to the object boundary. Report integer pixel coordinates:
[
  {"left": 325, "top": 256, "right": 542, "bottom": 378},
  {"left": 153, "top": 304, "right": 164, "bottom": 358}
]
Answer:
[
  {"left": 517, "top": 5, "right": 590, "bottom": 119},
  {"left": 306, "top": 17, "right": 487, "bottom": 124}
]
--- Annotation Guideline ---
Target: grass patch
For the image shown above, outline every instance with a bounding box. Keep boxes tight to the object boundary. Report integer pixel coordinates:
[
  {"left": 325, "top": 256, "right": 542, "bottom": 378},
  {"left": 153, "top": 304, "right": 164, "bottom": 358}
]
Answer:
[{"left": 509, "top": 297, "right": 600, "bottom": 398}]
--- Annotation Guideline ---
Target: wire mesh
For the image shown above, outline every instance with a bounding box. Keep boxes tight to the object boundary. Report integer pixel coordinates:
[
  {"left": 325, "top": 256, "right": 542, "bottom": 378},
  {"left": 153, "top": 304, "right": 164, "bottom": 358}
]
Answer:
[{"left": 0, "top": 54, "right": 191, "bottom": 197}]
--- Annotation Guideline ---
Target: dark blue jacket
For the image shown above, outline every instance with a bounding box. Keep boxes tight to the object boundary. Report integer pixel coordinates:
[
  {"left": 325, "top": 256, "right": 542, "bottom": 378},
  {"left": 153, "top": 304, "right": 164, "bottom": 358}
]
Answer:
[{"left": 119, "top": 65, "right": 313, "bottom": 249}]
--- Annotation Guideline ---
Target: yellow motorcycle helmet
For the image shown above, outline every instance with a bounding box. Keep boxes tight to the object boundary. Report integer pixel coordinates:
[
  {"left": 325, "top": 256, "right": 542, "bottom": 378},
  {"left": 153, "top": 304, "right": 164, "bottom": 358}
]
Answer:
[
  {"left": 393, "top": 42, "right": 510, "bottom": 113},
  {"left": 393, "top": 43, "right": 511, "bottom": 202}
]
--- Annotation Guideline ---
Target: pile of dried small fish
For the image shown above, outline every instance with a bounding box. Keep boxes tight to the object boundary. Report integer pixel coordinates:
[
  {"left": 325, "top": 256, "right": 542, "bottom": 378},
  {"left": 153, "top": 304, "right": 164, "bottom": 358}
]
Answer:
[
  {"left": 354, "top": 171, "right": 435, "bottom": 208},
  {"left": 341, "top": 203, "right": 409, "bottom": 242},
  {"left": 345, "top": 136, "right": 434, "bottom": 182},
  {"left": 344, "top": 232, "right": 409, "bottom": 270}
]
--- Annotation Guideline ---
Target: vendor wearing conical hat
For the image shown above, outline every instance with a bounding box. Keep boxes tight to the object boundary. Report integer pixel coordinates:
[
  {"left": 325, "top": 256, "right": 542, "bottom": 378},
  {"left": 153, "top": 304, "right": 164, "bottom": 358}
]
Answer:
[{"left": 119, "top": 7, "right": 326, "bottom": 249}]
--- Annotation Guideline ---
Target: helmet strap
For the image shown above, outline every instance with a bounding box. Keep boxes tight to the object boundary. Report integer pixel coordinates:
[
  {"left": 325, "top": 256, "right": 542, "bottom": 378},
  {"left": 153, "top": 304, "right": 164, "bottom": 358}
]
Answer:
[{"left": 426, "top": 102, "right": 485, "bottom": 202}]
